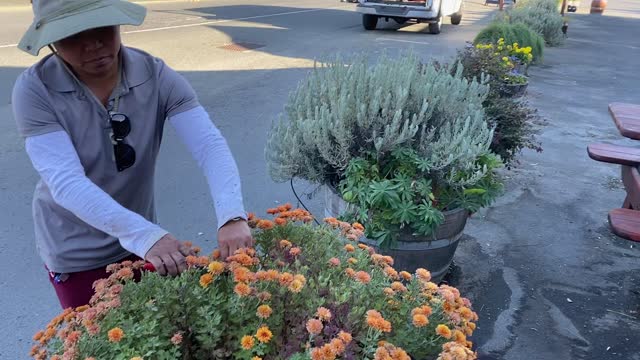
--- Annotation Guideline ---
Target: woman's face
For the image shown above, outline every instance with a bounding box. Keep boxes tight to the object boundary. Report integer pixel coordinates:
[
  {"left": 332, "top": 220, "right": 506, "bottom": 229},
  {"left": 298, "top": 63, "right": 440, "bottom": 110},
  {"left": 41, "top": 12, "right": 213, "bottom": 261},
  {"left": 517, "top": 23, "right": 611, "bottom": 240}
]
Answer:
[{"left": 53, "top": 26, "right": 121, "bottom": 78}]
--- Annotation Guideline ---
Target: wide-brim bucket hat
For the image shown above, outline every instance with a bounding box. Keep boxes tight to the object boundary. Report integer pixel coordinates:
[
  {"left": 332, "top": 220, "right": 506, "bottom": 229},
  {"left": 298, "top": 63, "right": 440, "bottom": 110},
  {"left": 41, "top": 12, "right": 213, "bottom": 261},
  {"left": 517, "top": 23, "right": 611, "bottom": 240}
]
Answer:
[{"left": 19, "top": 0, "right": 147, "bottom": 56}]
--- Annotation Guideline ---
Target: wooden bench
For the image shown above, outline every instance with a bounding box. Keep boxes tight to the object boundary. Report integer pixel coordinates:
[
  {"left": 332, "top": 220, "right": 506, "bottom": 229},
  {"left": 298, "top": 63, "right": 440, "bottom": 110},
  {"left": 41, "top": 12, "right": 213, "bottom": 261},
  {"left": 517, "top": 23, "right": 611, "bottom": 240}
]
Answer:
[
  {"left": 608, "top": 166, "right": 640, "bottom": 242},
  {"left": 587, "top": 143, "right": 640, "bottom": 166},
  {"left": 610, "top": 102, "right": 640, "bottom": 140},
  {"left": 608, "top": 208, "right": 640, "bottom": 242}
]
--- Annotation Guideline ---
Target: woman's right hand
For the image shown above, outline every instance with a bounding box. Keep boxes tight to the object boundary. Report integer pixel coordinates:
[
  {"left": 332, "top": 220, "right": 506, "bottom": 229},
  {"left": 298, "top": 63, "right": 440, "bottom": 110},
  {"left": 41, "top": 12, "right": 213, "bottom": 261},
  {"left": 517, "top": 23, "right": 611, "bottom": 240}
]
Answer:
[{"left": 144, "top": 234, "right": 193, "bottom": 276}]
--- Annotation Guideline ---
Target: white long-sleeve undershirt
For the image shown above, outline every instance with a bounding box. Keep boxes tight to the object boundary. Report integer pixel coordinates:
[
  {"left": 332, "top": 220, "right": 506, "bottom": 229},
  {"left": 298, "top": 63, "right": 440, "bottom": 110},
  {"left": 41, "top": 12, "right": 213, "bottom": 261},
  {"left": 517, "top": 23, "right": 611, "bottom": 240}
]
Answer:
[{"left": 25, "top": 105, "right": 247, "bottom": 258}]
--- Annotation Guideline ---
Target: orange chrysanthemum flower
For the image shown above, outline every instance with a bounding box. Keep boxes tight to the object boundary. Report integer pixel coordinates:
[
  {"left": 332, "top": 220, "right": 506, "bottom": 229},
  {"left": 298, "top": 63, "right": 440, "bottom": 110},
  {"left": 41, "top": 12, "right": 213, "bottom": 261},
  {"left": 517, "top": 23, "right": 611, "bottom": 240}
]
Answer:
[
  {"left": 348, "top": 257, "right": 358, "bottom": 265},
  {"left": 352, "top": 222, "right": 365, "bottom": 231},
  {"left": 412, "top": 314, "right": 429, "bottom": 327},
  {"left": 247, "top": 212, "right": 256, "bottom": 221},
  {"left": 358, "top": 244, "right": 369, "bottom": 250},
  {"left": 107, "top": 327, "right": 124, "bottom": 342},
  {"left": 289, "top": 247, "right": 302, "bottom": 257},
  {"left": 345, "top": 268, "right": 356, "bottom": 278},
  {"left": 316, "top": 307, "right": 332, "bottom": 322},
  {"left": 257, "top": 219, "right": 275, "bottom": 230},
  {"left": 330, "top": 338, "right": 346, "bottom": 355},
  {"left": 199, "top": 273, "right": 213, "bottom": 288},
  {"left": 257, "top": 304, "right": 273, "bottom": 319},
  {"left": 344, "top": 244, "right": 355, "bottom": 252},
  {"left": 233, "top": 266, "right": 255, "bottom": 283},
  {"left": 266, "top": 208, "right": 280, "bottom": 215},
  {"left": 436, "top": 324, "right": 452, "bottom": 339},
  {"left": 265, "top": 269, "right": 279, "bottom": 281},
  {"left": 383, "top": 287, "right": 396, "bottom": 297},
  {"left": 234, "top": 283, "right": 252, "bottom": 297},
  {"left": 279, "top": 272, "right": 294, "bottom": 286},
  {"left": 116, "top": 267, "right": 134, "bottom": 280},
  {"left": 256, "top": 326, "right": 273, "bottom": 343},
  {"left": 186, "top": 255, "right": 198, "bottom": 267},
  {"left": 355, "top": 271, "right": 372, "bottom": 284},
  {"left": 366, "top": 310, "right": 392, "bottom": 333},
  {"left": 288, "top": 279, "right": 305, "bottom": 293},
  {"left": 399, "top": 271, "right": 412, "bottom": 281},
  {"left": 459, "top": 307, "right": 475, "bottom": 321},
  {"left": 252, "top": 357, "right": 263, "bottom": 360},
  {"left": 171, "top": 332, "right": 183, "bottom": 345},
  {"left": 329, "top": 258, "right": 341, "bottom": 267},
  {"left": 337, "top": 331, "right": 352, "bottom": 344},
  {"left": 416, "top": 268, "right": 431, "bottom": 282},
  {"left": 208, "top": 261, "right": 225, "bottom": 275},
  {"left": 275, "top": 217, "right": 287, "bottom": 226},
  {"left": 306, "top": 318, "right": 323, "bottom": 335},
  {"left": 453, "top": 330, "right": 467, "bottom": 344},
  {"left": 391, "top": 282, "right": 407, "bottom": 292},
  {"left": 241, "top": 335, "right": 255, "bottom": 350},
  {"left": 384, "top": 266, "right": 399, "bottom": 280},
  {"left": 212, "top": 249, "right": 221, "bottom": 259},
  {"left": 279, "top": 239, "right": 292, "bottom": 248}
]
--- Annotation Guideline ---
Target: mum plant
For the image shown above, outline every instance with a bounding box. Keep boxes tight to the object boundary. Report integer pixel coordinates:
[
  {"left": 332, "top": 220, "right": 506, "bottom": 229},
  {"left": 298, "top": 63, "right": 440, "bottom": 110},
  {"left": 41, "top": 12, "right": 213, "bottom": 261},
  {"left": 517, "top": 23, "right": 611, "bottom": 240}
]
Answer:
[{"left": 30, "top": 206, "right": 479, "bottom": 360}]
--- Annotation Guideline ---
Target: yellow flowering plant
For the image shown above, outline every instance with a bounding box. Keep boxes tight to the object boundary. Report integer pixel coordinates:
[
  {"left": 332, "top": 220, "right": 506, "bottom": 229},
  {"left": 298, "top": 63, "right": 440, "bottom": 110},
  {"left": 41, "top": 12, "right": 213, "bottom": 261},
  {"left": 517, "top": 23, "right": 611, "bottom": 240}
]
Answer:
[{"left": 30, "top": 206, "right": 479, "bottom": 360}]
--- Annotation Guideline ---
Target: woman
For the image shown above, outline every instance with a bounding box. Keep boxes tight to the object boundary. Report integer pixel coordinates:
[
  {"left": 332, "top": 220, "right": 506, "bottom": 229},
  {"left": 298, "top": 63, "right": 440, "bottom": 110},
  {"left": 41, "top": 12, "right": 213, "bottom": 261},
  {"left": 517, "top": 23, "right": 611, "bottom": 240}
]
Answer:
[{"left": 12, "top": 0, "right": 253, "bottom": 309}]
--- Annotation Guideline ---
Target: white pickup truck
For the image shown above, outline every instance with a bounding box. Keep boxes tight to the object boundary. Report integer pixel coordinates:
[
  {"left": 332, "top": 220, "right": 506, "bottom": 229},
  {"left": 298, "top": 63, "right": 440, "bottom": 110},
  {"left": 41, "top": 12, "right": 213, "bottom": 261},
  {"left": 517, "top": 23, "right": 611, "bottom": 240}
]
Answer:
[{"left": 355, "top": 0, "right": 464, "bottom": 34}]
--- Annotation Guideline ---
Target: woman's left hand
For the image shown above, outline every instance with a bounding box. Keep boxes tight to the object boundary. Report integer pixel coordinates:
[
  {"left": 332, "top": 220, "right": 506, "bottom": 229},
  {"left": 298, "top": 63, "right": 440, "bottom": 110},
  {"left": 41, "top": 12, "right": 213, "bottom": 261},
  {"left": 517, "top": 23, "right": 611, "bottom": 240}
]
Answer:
[{"left": 217, "top": 219, "right": 254, "bottom": 260}]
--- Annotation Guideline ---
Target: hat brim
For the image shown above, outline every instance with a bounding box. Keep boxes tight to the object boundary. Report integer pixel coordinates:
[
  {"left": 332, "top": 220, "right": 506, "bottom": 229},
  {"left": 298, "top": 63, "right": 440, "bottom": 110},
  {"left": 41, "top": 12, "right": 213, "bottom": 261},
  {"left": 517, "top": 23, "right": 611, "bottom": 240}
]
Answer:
[{"left": 18, "top": 1, "right": 146, "bottom": 56}]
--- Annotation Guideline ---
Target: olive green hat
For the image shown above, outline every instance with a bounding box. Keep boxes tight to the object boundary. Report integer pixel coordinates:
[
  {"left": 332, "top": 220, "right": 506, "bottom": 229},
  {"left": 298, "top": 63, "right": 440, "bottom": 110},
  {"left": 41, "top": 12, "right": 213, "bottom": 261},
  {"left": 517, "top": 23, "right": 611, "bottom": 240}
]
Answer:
[{"left": 19, "top": 0, "right": 146, "bottom": 56}]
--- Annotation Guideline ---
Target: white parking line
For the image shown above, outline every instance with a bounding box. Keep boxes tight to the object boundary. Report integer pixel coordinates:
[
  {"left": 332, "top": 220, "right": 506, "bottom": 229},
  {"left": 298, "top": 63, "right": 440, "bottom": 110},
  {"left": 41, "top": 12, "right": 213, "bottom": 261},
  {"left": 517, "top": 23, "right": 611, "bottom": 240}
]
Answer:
[
  {"left": 0, "top": 5, "right": 351, "bottom": 49},
  {"left": 376, "top": 37, "right": 431, "bottom": 45}
]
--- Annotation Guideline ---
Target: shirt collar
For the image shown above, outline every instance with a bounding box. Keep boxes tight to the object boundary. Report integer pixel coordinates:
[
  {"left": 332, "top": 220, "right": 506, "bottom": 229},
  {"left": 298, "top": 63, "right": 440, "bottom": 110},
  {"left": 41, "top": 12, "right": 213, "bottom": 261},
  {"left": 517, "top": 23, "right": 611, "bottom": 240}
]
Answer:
[{"left": 42, "top": 46, "right": 152, "bottom": 93}]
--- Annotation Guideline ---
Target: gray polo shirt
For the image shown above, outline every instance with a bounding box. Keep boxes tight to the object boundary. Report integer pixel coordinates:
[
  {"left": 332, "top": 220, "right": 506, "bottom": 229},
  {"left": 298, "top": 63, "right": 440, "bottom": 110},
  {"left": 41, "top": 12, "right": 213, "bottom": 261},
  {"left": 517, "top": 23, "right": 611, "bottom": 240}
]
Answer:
[{"left": 12, "top": 46, "right": 200, "bottom": 273}]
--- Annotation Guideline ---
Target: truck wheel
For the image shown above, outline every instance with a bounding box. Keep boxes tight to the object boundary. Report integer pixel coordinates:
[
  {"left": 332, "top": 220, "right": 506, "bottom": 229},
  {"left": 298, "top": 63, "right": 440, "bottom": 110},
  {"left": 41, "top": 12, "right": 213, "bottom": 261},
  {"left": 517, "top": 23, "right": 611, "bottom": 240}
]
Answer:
[
  {"left": 429, "top": 16, "right": 442, "bottom": 34},
  {"left": 363, "top": 14, "right": 378, "bottom": 30},
  {"left": 451, "top": 11, "right": 462, "bottom": 25}
]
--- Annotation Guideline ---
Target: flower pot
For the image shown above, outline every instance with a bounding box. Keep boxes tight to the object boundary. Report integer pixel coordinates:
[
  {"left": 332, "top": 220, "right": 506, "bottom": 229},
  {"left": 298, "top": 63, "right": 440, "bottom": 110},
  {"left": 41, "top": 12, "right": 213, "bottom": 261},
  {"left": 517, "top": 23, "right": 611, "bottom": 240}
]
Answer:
[
  {"left": 590, "top": 0, "right": 607, "bottom": 14},
  {"left": 324, "top": 186, "right": 469, "bottom": 283},
  {"left": 499, "top": 82, "right": 528, "bottom": 98}
]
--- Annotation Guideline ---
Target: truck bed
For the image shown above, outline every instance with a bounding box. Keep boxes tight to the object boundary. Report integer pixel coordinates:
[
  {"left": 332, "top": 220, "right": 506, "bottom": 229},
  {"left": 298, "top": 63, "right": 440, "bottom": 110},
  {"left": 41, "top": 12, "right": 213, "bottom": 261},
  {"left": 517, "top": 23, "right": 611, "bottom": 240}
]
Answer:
[{"left": 361, "top": 0, "right": 427, "bottom": 5}]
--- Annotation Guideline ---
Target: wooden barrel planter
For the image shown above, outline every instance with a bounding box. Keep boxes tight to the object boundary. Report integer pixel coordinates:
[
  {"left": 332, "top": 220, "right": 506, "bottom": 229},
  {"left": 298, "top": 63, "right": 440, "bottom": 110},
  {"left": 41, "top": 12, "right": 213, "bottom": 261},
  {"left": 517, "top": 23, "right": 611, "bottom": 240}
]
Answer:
[{"left": 324, "top": 186, "right": 469, "bottom": 283}]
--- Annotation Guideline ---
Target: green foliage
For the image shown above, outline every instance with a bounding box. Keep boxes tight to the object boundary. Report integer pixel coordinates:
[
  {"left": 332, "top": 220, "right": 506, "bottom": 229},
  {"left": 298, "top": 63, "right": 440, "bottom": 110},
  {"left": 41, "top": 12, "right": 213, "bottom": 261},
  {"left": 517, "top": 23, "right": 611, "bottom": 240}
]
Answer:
[
  {"left": 483, "top": 96, "right": 543, "bottom": 166},
  {"left": 455, "top": 46, "right": 542, "bottom": 166},
  {"left": 338, "top": 147, "right": 503, "bottom": 247},
  {"left": 265, "top": 52, "right": 491, "bottom": 188},
  {"left": 474, "top": 21, "right": 545, "bottom": 62},
  {"left": 500, "top": 0, "right": 565, "bottom": 47}
]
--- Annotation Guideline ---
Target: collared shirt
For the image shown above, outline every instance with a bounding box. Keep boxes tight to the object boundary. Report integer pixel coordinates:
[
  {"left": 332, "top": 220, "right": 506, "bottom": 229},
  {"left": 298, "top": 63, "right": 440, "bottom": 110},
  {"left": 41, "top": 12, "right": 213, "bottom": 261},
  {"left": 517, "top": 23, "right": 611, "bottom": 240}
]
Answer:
[{"left": 12, "top": 46, "right": 201, "bottom": 273}]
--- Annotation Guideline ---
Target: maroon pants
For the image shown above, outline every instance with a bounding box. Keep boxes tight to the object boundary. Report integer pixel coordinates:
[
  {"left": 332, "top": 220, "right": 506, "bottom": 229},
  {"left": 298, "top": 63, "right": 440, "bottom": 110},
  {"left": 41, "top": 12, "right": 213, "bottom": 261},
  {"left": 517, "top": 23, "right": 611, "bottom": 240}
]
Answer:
[{"left": 47, "top": 254, "right": 142, "bottom": 309}]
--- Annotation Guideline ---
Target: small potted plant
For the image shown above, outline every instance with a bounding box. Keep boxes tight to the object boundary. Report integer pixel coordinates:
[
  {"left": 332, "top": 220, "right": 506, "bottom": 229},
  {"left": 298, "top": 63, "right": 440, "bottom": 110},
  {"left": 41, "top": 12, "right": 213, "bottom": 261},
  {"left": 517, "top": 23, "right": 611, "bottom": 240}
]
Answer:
[{"left": 499, "top": 69, "right": 529, "bottom": 98}]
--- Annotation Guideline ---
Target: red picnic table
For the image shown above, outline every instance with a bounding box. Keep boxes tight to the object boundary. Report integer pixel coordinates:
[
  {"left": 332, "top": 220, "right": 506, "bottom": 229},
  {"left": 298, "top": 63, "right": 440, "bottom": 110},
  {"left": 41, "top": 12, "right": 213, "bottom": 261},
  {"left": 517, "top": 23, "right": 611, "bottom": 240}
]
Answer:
[{"left": 588, "top": 102, "right": 640, "bottom": 242}]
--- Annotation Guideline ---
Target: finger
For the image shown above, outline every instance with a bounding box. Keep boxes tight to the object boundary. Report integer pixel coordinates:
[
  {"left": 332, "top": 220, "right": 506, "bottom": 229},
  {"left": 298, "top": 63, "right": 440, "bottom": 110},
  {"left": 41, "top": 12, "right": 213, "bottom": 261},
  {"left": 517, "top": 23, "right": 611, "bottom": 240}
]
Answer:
[
  {"left": 161, "top": 254, "right": 178, "bottom": 277},
  {"left": 148, "top": 256, "right": 167, "bottom": 276},
  {"left": 171, "top": 252, "right": 187, "bottom": 274},
  {"left": 219, "top": 240, "right": 230, "bottom": 261},
  {"left": 228, "top": 239, "right": 241, "bottom": 259},
  {"left": 178, "top": 244, "right": 193, "bottom": 257}
]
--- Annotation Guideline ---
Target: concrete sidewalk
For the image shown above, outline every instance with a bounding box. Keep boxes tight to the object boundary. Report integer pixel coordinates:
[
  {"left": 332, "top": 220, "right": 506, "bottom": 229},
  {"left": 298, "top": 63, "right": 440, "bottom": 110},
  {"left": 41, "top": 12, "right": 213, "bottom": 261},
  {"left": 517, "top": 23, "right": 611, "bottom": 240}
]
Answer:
[{"left": 453, "top": 0, "right": 640, "bottom": 359}]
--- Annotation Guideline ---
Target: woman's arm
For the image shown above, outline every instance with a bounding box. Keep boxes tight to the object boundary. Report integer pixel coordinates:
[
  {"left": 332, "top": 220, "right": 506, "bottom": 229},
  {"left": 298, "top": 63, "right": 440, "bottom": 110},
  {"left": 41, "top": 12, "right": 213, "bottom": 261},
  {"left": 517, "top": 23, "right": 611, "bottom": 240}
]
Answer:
[
  {"left": 168, "top": 105, "right": 248, "bottom": 227},
  {"left": 25, "top": 130, "right": 169, "bottom": 259}
]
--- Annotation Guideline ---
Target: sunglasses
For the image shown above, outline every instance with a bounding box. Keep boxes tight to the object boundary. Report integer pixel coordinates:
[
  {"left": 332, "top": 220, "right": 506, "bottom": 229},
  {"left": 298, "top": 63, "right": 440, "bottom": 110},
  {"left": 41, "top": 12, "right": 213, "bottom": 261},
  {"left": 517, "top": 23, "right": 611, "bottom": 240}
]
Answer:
[{"left": 109, "top": 112, "right": 136, "bottom": 172}]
